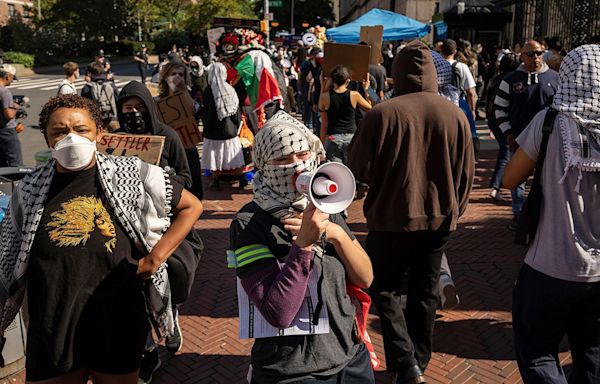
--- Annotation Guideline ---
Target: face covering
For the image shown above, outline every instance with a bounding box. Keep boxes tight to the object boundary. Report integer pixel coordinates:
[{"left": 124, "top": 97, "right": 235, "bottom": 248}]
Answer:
[
  {"left": 122, "top": 111, "right": 151, "bottom": 134},
  {"left": 167, "top": 74, "right": 184, "bottom": 93},
  {"left": 51, "top": 133, "right": 97, "bottom": 171},
  {"left": 190, "top": 66, "right": 200, "bottom": 77},
  {"left": 261, "top": 156, "right": 314, "bottom": 202}
]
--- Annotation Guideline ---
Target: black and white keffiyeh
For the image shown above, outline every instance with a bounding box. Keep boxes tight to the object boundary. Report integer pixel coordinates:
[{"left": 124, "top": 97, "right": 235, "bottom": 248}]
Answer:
[
  {"left": 208, "top": 62, "right": 239, "bottom": 121},
  {"left": 0, "top": 153, "right": 175, "bottom": 352},
  {"left": 252, "top": 110, "right": 325, "bottom": 218},
  {"left": 431, "top": 50, "right": 460, "bottom": 105},
  {"left": 551, "top": 44, "right": 600, "bottom": 190}
]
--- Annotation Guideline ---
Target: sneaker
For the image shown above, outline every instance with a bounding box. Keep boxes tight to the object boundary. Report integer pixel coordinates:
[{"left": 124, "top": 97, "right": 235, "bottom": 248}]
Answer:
[
  {"left": 138, "top": 348, "right": 161, "bottom": 384},
  {"left": 166, "top": 309, "right": 183, "bottom": 354},
  {"left": 439, "top": 275, "right": 459, "bottom": 310},
  {"left": 489, "top": 188, "right": 506, "bottom": 202}
]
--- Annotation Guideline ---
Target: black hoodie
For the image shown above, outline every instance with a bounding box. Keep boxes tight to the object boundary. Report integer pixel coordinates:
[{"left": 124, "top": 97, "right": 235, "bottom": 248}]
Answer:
[{"left": 117, "top": 81, "right": 192, "bottom": 189}]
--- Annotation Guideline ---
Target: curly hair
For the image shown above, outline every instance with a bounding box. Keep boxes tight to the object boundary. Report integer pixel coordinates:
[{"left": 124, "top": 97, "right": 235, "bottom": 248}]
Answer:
[
  {"left": 158, "top": 61, "right": 190, "bottom": 99},
  {"left": 39, "top": 94, "right": 103, "bottom": 136}
]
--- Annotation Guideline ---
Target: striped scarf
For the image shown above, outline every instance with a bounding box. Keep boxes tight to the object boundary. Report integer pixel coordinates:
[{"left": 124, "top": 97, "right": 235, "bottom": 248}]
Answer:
[{"left": 0, "top": 153, "right": 175, "bottom": 357}]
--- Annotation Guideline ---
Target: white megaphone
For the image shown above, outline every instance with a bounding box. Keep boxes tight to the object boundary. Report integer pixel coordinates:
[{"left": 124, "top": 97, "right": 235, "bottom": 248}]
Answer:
[{"left": 295, "top": 162, "right": 356, "bottom": 214}]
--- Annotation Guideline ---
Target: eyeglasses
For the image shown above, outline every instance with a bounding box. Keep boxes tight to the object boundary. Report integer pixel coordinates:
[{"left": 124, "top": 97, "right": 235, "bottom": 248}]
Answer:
[{"left": 524, "top": 51, "right": 544, "bottom": 58}]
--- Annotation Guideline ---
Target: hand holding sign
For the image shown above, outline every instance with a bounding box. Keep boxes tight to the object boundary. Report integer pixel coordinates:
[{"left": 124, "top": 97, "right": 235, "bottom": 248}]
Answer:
[
  {"left": 97, "top": 133, "right": 165, "bottom": 165},
  {"left": 156, "top": 92, "right": 202, "bottom": 148}
]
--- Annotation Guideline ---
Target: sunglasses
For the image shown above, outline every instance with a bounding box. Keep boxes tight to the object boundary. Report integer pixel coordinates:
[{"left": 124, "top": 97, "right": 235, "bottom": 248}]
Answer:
[{"left": 524, "top": 51, "right": 544, "bottom": 57}]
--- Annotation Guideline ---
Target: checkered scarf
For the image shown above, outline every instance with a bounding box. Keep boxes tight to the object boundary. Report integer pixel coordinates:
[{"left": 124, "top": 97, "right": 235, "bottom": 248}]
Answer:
[
  {"left": 431, "top": 51, "right": 460, "bottom": 105},
  {"left": 208, "top": 62, "right": 239, "bottom": 121},
  {"left": 552, "top": 44, "right": 600, "bottom": 190},
  {"left": 252, "top": 110, "right": 324, "bottom": 218},
  {"left": 0, "top": 153, "right": 175, "bottom": 355}
]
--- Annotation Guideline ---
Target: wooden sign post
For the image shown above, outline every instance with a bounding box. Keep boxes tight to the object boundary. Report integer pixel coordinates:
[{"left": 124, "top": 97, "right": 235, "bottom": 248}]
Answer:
[
  {"left": 97, "top": 133, "right": 165, "bottom": 165},
  {"left": 360, "top": 25, "right": 384, "bottom": 65},
  {"left": 322, "top": 42, "right": 371, "bottom": 81},
  {"left": 156, "top": 92, "right": 202, "bottom": 148}
]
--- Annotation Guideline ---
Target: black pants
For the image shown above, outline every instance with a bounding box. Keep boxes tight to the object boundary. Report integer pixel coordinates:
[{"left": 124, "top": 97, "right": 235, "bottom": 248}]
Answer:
[
  {"left": 138, "top": 64, "right": 146, "bottom": 83},
  {"left": 366, "top": 230, "right": 450, "bottom": 375},
  {"left": 513, "top": 264, "right": 600, "bottom": 384},
  {"left": 0, "top": 126, "right": 23, "bottom": 167},
  {"left": 185, "top": 147, "right": 203, "bottom": 201}
]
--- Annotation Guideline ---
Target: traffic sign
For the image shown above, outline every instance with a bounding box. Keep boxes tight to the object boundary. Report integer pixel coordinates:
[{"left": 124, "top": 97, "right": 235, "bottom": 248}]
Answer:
[{"left": 269, "top": 0, "right": 283, "bottom": 7}]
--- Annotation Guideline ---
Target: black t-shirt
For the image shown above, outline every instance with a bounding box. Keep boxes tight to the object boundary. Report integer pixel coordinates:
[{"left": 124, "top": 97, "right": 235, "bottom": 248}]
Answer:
[
  {"left": 135, "top": 51, "right": 148, "bottom": 65},
  {"left": 28, "top": 165, "right": 182, "bottom": 373},
  {"left": 368, "top": 64, "right": 387, "bottom": 94}
]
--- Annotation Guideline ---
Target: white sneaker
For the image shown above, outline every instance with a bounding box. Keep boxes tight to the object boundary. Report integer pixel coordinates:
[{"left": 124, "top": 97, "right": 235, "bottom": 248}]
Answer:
[
  {"left": 439, "top": 274, "right": 460, "bottom": 310},
  {"left": 489, "top": 188, "right": 507, "bottom": 202}
]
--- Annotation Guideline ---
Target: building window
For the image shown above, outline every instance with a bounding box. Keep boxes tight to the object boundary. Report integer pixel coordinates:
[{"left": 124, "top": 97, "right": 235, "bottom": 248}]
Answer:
[
  {"left": 8, "top": 4, "right": 15, "bottom": 17},
  {"left": 23, "top": 6, "right": 30, "bottom": 18}
]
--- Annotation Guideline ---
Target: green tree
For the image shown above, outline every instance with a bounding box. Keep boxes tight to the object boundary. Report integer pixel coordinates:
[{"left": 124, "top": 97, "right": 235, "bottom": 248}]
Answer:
[
  {"left": 182, "top": 0, "right": 255, "bottom": 38},
  {"left": 254, "top": 0, "right": 334, "bottom": 33}
]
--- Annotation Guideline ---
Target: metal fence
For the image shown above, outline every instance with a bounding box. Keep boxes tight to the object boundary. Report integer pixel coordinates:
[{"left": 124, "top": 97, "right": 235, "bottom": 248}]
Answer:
[{"left": 512, "top": 0, "right": 600, "bottom": 50}]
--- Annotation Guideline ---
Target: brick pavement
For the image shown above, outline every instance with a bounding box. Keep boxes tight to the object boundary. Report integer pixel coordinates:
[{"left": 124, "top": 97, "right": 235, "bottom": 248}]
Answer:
[{"left": 2, "top": 150, "right": 573, "bottom": 384}]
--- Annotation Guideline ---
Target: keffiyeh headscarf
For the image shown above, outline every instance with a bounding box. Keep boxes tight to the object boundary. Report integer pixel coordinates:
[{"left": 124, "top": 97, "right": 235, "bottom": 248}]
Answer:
[
  {"left": 252, "top": 111, "right": 325, "bottom": 218},
  {"left": 208, "top": 62, "right": 239, "bottom": 121},
  {"left": 551, "top": 44, "right": 600, "bottom": 190},
  {"left": 431, "top": 51, "right": 460, "bottom": 105}
]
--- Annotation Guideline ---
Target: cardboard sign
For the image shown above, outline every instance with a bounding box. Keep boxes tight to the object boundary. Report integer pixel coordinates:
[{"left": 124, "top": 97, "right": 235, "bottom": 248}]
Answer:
[
  {"left": 156, "top": 92, "right": 202, "bottom": 148},
  {"left": 207, "top": 27, "right": 226, "bottom": 55},
  {"left": 97, "top": 133, "right": 165, "bottom": 165},
  {"left": 322, "top": 42, "right": 371, "bottom": 81},
  {"left": 360, "top": 25, "right": 384, "bottom": 65}
]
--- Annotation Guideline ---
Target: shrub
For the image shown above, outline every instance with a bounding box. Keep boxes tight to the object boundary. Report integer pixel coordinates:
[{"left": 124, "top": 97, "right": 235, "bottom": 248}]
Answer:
[
  {"left": 3, "top": 51, "right": 35, "bottom": 68},
  {"left": 122, "top": 39, "right": 155, "bottom": 54},
  {"left": 151, "top": 30, "right": 190, "bottom": 54}
]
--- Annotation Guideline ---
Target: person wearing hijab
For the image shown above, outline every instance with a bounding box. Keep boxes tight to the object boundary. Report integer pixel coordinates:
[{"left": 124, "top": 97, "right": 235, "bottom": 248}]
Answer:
[
  {"left": 201, "top": 62, "right": 245, "bottom": 188},
  {"left": 505, "top": 44, "right": 600, "bottom": 383},
  {"left": 229, "top": 110, "right": 374, "bottom": 384}
]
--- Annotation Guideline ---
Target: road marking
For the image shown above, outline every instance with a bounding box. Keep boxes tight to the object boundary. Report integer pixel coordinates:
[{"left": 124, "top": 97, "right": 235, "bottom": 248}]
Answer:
[
  {"left": 7, "top": 78, "right": 51, "bottom": 89},
  {"left": 39, "top": 79, "right": 87, "bottom": 91}
]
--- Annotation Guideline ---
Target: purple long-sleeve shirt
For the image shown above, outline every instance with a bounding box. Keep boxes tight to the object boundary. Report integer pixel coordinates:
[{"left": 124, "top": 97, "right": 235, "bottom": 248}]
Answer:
[{"left": 239, "top": 243, "right": 315, "bottom": 329}]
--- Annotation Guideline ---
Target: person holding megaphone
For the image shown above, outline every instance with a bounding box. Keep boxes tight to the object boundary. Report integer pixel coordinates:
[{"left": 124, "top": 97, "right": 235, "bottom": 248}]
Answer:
[{"left": 229, "top": 110, "right": 375, "bottom": 384}]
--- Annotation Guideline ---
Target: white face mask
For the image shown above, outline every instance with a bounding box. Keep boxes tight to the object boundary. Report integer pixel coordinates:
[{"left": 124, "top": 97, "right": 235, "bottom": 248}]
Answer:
[{"left": 51, "top": 133, "right": 97, "bottom": 171}]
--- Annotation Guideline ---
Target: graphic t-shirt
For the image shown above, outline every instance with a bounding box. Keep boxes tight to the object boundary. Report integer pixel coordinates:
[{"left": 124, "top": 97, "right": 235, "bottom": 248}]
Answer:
[{"left": 27, "top": 165, "right": 182, "bottom": 372}]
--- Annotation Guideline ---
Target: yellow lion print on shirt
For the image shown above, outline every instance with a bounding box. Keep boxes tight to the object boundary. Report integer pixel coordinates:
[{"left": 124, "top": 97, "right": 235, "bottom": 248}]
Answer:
[{"left": 46, "top": 196, "right": 116, "bottom": 253}]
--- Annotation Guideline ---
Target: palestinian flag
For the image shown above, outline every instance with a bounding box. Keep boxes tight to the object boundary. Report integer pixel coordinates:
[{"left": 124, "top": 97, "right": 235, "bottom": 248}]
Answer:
[{"left": 235, "top": 50, "right": 283, "bottom": 111}]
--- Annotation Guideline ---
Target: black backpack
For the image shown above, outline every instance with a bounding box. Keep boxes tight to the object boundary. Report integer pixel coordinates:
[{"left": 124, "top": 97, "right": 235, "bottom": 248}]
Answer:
[{"left": 451, "top": 61, "right": 467, "bottom": 100}]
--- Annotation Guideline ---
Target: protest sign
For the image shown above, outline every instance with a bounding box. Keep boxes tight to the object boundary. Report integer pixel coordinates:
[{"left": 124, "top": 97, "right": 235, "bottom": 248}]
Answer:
[
  {"left": 207, "top": 27, "right": 226, "bottom": 55},
  {"left": 156, "top": 92, "right": 202, "bottom": 148},
  {"left": 360, "top": 25, "right": 384, "bottom": 65},
  {"left": 97, "top": 133, "right": 165, "bottom": 165},
  {"left": 322, "top": 42, "right": 371, "bottom": 81}
]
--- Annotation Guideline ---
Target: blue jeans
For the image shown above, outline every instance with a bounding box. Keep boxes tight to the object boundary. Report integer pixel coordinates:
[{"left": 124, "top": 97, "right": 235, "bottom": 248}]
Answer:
[
  {"left": 302, "top": 99, "right": 313, "bottom": 129},
  {"left": 490, "top": 135, "right": 510, "bottom": 190},
  {"left": 513, "top": 264, "right": 600, "bottom": 383},
  {"left": 325, "top": 133, "right": 354, "bottom": 164},
  {"left": 509, "top": 147, "right": 525, "bottom": 214}
]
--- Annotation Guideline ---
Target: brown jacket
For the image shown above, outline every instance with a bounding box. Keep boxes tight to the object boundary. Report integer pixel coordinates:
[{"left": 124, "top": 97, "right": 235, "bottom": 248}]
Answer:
[{"left": 347, "top": 41, "right": 474, "bottom": 232}]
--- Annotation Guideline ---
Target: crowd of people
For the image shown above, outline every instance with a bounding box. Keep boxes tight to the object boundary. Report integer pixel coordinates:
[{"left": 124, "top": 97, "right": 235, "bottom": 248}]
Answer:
[{"left": 0, "top": 27, "right": 598, "bottom": 384}]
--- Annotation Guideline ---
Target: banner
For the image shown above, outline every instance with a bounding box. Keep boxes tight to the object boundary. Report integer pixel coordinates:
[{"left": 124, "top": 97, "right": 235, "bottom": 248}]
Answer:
[
  {"left": 156, "top": 91, "right": 202, "bottom": 148},
  {"left": 360, "top": 25, "right": 384, "bottom": 65},
  {"left": 322, "top": 42, "right": 371, "bottom": 81},
  {"left": 97, "top": 133, "right": 165, "bottom": 165}
]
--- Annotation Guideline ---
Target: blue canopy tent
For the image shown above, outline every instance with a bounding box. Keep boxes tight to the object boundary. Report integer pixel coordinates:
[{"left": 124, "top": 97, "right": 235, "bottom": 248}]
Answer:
[{"left": 326, "top": 8, "right": 430, "bottom": 43}]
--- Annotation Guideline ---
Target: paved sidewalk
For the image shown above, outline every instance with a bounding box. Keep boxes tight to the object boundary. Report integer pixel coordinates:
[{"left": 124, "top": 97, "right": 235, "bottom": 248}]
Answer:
[{"left": 2, "top": 150, "right": 572, "bottom": 384}]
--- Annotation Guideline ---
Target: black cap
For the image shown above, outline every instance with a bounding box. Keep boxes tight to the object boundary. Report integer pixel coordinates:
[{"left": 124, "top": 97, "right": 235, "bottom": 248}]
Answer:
[
  {"left": 96, "top": 49, "right": 104, "bottom": 57},
  {"left": 141, "top": 44, "right": 146, "bottom": 48}
]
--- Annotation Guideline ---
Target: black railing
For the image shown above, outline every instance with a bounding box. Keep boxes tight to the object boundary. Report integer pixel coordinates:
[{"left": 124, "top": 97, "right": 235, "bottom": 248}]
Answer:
[{"left": 507, "top": 0, "right": 600, "bottom": 50}]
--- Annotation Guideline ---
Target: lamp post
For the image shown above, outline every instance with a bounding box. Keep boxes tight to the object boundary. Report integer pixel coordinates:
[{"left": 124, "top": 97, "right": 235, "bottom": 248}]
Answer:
[{"left": 264, "top": 0, "right": 270, "bottom": 46}]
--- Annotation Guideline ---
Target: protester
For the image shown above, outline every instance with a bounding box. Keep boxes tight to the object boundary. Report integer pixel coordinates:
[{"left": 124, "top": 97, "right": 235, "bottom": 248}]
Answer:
[
  {"left": 504, "top": 44, "right": 600, "bottom": 384},
  {"left": 0, "top": 94, "right": 203, "bottom": 384},
  {"left": 57, "top": 62, "right": 79, "bottom": 95},
  {"left": 230, "top": 110, "right": 374, "bottom": 384},
  {"left": 0, "top": 65, "right": 22, "bottom": 167},
  {"left": 318, "top": 65, "right": 371, "bottom": 163},
  {"left": 133, "top": 43, "right": 150, "bottom": 83},
  {"left": 486, "top": 52, "right": 520, "bottom": 202},
  {"left": 347, "top": 41, "right": 474, "bottom": 384},
  {"left": 494, "top": 40, "right": 559, "bottom": 230},
  {"left": 441, "top": 39, "right": 477, "bottom": 116},
  {"left": 157, "top": 61, "right": 204, "bottom": 201},
  {"left": 81, "top": 62, "right": 119, "bottom": 131},
  {"left": 201, "top": 63, "right": 245, "bottom": 189}
]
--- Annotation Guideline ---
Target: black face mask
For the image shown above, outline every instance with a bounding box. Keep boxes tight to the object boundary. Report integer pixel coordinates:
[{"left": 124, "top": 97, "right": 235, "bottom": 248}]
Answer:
[{"left": 122, "top": 111, "right": 151, "bottom": 134}]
